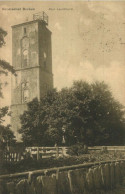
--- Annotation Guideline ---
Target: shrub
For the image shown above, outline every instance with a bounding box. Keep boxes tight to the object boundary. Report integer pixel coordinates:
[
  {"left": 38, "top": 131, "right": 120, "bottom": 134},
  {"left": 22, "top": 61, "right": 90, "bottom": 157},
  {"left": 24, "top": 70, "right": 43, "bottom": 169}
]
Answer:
[
  {"left": 68, "top": 143, "right": 88, "bottom": 156},
  {"left": 100, "top": 146, "right": 108, "bottom": 154}
]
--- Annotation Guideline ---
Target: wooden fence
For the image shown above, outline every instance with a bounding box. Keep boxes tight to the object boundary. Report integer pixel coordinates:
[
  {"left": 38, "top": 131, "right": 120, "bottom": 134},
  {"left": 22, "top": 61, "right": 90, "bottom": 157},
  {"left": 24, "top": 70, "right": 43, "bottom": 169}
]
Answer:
[
  {"left": 25, "top": 146, "right": 68, "bottom": 160},
  {"left": 4, "top": 146, "right": 125, "bottom": 162},
  {"left": 0, "top": 159, "right": 125, "bottom": 194},
  {"left": 3, "top": 147, "right": 68, "bottom": 162},
  {"left": 88, "top": 146, "right": 125, "bottom": 151},
  {"left": 4, "top": 151, "right": 24, "bottom": 162}
]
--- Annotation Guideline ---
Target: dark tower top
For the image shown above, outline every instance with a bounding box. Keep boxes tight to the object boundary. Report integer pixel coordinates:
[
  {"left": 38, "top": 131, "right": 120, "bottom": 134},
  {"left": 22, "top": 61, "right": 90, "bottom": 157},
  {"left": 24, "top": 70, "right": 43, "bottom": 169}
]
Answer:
[{"left": 33, "top": 12, "right": 48, "bottom": 25}]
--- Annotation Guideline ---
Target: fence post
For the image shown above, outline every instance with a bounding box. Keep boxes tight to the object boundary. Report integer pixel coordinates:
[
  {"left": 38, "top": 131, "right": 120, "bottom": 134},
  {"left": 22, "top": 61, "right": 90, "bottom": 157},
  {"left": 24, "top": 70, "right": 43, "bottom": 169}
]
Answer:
[
  {"left": 28, "top": 172, "right": 33, "bottom": 183},
  {"left": 56, "top": 146, "right": 59, "bottom": 158},
  {"left": 19, "top": 153, "right": 21, "bottom": 161},
  {"left": 62, "top": 147, "right": 64, "bottom": 156},
  {"left": 15, "top": 153, "right": 17, "bottom": 162},
  {"left": 37, "top": 147, "right": 39, "bottom": 160},
  {"left": 10, "top": 153, "right": 11, "bottom": 162}
]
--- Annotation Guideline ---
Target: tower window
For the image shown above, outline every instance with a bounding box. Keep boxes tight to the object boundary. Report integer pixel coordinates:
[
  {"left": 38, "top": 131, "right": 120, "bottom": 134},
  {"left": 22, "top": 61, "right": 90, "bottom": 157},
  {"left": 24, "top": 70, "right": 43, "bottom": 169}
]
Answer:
[
  {"left": 24, "top": 28, "right": 26, "bottom": 34},
  {"left": 22, "top": 50, "right": 28, "bottom": 66},
  {"left": 15, "top": 76, "right": 18, "bottom": 85},
  {"left": 22, "top": 36, "right": 29, "bottom": 48},
  {"left": 23, "top": 89, "right": 29, "bottom": 102},
  {"left": 22, "top": 82, "right": 29, "bottom": 103},
  {"left": 44, "top": 61, "right": 46, "bottom": 69},
  {"left": 43, "top": 52, "right": 47, "bottom": 59}
]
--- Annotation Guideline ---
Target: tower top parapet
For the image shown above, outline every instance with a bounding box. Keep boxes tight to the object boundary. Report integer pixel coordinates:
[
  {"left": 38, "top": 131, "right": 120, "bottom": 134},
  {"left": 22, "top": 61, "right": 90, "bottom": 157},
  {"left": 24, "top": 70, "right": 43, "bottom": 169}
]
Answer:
[
  {"left": 33, "top": 11, "right": 48, "bottom": 25},
  {"left": 12, "top": 12, "right": 49, "bottom": 28}
]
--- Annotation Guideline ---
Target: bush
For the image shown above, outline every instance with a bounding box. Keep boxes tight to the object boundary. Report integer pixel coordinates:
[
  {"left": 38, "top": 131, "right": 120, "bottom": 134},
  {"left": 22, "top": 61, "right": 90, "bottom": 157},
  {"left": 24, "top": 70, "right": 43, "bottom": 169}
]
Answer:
[
  {"left": 100, "top": 146, "right": 108, "bottom": 154},
  {"left": 68, "top": 143, "right": 88, "bottom": 156}
]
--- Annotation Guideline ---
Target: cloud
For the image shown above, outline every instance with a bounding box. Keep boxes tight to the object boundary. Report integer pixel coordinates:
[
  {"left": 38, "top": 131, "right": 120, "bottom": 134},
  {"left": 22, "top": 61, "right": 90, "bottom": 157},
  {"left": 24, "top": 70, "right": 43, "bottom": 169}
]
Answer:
[
  {"left": 54, "top": 58, "right": 125, "bottom": 105},
  {"left": 87, "top": 2, "right": 125, "bottom": 21},
  {"left": 80, "top": 16, "right": 92, "bottom": 26},
  {"left": 54, "top": 22, "right": 62, "bottom": 31}
]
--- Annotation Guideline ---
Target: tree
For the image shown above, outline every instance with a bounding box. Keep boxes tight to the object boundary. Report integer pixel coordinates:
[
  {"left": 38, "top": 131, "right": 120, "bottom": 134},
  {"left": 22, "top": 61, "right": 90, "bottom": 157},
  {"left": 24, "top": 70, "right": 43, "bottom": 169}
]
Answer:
[
  {"left": 19, "top": 81, "right": 125, "bottom": 146},
  {"left": 0, "top": 107, "right": 16, "bottom": 146},
  {"left": 19, "top": 90, "right": 62, "bottom": 146},
  {"left": 0, "top": 28, "right": 15, "bottom": 97},
  {"left": 0, "top": 27, "right": 16, "bottom": 148},
  {"left": 69, "top": 81, "right": 125, "bottom": 146}
]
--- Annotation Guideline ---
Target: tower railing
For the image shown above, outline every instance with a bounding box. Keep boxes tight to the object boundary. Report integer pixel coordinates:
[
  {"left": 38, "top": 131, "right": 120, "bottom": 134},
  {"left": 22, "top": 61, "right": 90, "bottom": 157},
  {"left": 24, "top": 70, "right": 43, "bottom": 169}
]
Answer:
[{"left": 33, "top": 11, "right": 48, "bottom": 25}]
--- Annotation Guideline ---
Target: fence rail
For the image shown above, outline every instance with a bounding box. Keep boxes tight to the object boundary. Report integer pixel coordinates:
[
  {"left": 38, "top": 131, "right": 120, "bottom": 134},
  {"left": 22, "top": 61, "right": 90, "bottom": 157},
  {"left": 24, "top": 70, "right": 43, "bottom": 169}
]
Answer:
[
  {"left": 4, "top": 152, "right": 24, "bottom": 162},
  {"left": 4, "top": 146, "right": 125, "bottom": 163},
  {"left": 88, "top": 146, "right": 125, "bottom": 151},
  {"left": 3, "top": 147, "right": 68, "bottom": 162},
  {"left": 26, "top": 146, "right": 68, "bottom": 160},
  {"left": 0, "top": 159, "right": 125, "bottom": 180}
]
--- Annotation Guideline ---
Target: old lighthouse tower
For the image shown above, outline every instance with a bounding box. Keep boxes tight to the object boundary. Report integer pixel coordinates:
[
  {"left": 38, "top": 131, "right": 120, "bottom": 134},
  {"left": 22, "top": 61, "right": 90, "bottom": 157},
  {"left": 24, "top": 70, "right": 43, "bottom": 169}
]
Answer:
[{"left": 11, "top": 12, "right": 53, "bottom": 139}]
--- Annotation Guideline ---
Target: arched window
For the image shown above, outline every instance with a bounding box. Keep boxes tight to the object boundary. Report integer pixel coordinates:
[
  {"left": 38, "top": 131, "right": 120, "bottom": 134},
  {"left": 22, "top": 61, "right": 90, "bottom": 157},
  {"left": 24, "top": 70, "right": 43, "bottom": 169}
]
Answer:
[
  {"left": 44, "top": 61, "right": 46, "bottom": 69},
  {"left": 24, "top": 28, "right": 26, "bottom": 35},
  {"left": 23, "top": 89, "right": 29, "bottom": 102},
  {"left": 22, "top": 82, "right": 29, "bottom": 103},
  {"left": 43, "top": 52, "right": 47, "bottom": 69},
  {"left": 21, "top": 36, "right": 29, "bottom": 67},
  {"left": 22, "top": 50, "right": 28, "bottom": 67},
  {"left": 22, "top": 37, "right": 29, "bottom": 48}
]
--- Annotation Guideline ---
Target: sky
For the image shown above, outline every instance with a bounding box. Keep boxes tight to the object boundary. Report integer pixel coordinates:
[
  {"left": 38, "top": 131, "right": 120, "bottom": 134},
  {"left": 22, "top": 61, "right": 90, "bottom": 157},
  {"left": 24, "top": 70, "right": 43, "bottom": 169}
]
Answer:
[{"left": 0, "top": 1, "right": 125, "bottom": 124}]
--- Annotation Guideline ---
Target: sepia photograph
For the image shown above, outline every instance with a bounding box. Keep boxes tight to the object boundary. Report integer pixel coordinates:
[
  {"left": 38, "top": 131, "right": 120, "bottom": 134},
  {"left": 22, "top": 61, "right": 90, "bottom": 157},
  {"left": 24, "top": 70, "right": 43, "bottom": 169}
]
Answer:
[{"left": 0, "top": 1, "right": 125, "bottom": 193}]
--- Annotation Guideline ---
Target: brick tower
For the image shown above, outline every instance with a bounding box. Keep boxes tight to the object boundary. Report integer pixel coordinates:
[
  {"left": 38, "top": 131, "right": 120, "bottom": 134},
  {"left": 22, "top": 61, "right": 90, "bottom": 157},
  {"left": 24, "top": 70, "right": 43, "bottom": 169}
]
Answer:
[{"left": 11, "top": 12, "right": 53, "bottom": 140}]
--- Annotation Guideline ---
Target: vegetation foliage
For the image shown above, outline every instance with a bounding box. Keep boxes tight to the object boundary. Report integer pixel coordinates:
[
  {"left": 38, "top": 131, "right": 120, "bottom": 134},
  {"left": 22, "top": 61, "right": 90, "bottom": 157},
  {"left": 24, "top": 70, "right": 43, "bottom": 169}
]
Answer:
[
  {"left": 1, "top": 150, "right": 125, "bottom": 175},
  {"left": 19, "top": 81, "right": 125, "bottom": 146},
  {"left": 0, "top": 27, "right": 16, "bottom": 148}
]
